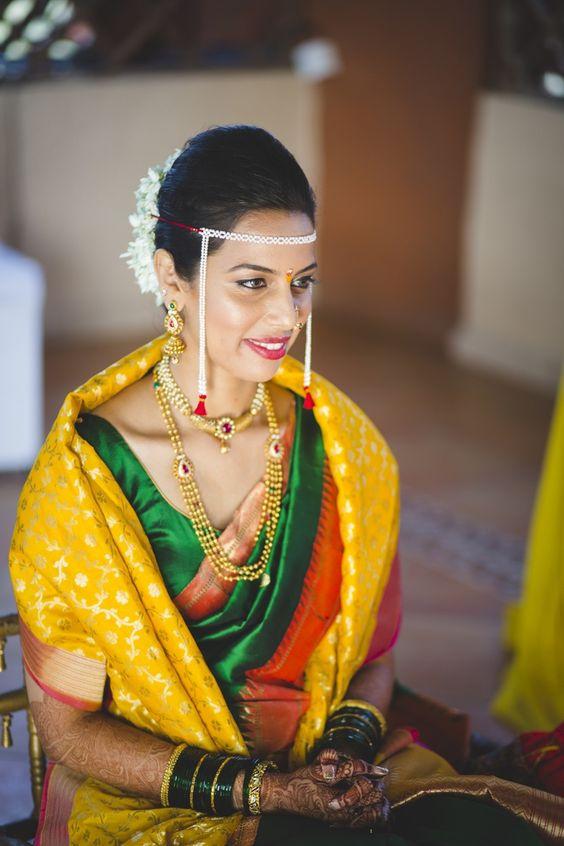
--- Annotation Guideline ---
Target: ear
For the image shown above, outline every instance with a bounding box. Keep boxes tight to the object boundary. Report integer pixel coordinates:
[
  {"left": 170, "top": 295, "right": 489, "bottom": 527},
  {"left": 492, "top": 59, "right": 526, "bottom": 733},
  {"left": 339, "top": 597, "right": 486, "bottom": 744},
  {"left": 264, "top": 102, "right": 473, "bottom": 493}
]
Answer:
[{"left": 154, "top": 249, "right": 187, "bottom": 304}]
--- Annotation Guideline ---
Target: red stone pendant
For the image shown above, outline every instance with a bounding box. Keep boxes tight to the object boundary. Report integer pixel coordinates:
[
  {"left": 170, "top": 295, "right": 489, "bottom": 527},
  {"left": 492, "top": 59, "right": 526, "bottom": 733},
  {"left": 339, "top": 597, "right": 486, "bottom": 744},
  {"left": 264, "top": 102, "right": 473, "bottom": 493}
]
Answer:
[{"left": 175, "top": 455, "right": 193, "bottom": 479}]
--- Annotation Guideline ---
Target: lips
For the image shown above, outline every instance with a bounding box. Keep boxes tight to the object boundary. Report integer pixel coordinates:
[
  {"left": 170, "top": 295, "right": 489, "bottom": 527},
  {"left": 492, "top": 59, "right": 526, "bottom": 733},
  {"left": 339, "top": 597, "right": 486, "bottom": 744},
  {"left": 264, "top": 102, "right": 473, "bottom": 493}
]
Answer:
[
  {"left": 244, "top": 337, "right": 289, "bottom": 360},
  {"left": 247, "top": 336, "right": 291, "bottom": 344}
]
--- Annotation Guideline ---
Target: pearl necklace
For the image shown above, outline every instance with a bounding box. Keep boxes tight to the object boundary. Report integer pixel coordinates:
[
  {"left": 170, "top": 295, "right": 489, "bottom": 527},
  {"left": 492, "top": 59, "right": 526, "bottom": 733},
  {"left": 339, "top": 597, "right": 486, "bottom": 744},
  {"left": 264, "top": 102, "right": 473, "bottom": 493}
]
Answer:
[
  {"left": 152, "top": 365, "right": 284, "bottom": 587},
  {"left": 156, "top": 356, "right": 265, "bottom": 454}
]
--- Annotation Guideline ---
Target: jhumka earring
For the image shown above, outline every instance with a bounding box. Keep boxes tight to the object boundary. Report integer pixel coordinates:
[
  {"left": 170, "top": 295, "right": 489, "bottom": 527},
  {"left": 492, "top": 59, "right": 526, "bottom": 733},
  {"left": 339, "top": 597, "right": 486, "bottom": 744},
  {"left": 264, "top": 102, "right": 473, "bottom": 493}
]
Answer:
[{"left": 163, "top": 300, "right": 186, "bottom": 364}]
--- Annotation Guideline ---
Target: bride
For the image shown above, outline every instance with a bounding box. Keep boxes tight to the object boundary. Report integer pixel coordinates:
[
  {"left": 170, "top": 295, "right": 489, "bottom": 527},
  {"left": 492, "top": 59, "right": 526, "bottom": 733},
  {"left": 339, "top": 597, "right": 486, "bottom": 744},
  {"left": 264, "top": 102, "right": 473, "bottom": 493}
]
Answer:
[{"left": 8, "top": 125, "right": 561, "bottom": 845}]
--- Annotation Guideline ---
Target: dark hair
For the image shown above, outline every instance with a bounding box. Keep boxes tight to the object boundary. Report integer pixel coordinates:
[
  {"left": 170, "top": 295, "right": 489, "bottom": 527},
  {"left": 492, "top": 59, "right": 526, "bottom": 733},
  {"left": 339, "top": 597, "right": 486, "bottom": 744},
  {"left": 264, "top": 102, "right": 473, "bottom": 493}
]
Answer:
[{"left": 154, "top": 125, "right": 316, "bottom": 296}]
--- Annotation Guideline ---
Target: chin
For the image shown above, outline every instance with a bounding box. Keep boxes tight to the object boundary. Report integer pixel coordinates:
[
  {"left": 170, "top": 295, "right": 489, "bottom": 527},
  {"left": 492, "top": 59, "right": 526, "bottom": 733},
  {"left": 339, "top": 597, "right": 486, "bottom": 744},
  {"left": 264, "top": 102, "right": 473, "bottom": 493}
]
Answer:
[
  {"left": 237, "top": 341, "right": 291, "bottom": 381},
  {"left": 244, "top": 358, "right": 284, "bottom": 384}
]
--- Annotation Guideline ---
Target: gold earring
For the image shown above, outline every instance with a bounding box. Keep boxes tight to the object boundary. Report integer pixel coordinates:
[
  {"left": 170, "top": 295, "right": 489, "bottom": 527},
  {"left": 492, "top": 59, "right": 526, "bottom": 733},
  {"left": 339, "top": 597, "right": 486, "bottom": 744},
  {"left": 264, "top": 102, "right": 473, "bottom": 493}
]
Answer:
[
  {"left": 294, "top": 305, "right": 305, "bottom": 331},
  {"left": 163, "top": 300, "right": 186, "bottom": 364}
]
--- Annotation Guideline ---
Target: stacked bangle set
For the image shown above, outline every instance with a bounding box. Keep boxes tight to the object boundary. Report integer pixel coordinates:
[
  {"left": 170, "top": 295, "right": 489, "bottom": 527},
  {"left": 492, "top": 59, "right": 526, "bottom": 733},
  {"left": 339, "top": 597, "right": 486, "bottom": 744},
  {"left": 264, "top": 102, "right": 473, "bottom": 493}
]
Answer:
[
  {"left": 161, "top": 745, "right": 278, "bottom": 816},
  {"left": 314, "top": 698, "right": 387, "bottom": 762}
]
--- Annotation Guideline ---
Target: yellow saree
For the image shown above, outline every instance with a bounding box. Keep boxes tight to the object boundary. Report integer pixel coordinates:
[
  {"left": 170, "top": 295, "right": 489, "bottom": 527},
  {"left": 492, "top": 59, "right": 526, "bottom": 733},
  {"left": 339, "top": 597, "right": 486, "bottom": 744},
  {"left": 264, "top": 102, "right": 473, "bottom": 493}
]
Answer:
[
  {"left": 9, "top": 333, "right": 400, "bottom": 845},
  {"left": 492, "top": 369, "right": 564, "bottom": 732}
]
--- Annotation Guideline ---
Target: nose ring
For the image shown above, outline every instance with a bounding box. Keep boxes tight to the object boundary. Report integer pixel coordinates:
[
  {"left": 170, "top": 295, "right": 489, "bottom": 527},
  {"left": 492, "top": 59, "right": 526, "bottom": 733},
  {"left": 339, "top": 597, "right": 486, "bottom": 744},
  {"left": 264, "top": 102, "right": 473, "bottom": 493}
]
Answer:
[{"left": 294, "top": 305, "right": 305, "bottom": 331}]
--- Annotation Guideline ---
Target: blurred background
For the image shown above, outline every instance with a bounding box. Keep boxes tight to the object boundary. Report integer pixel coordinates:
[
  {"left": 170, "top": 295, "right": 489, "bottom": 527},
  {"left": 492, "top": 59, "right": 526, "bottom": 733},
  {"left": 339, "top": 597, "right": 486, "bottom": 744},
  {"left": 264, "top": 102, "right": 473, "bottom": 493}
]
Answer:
[{"left": 0, "top": 0, "right": 563, "bottom": 827}]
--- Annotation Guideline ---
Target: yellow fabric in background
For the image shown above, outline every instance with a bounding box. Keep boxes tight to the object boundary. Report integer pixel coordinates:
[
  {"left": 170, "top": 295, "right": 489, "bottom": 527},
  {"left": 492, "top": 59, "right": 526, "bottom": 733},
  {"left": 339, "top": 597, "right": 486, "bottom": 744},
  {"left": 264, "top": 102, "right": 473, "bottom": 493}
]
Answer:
[{"left": 492, "top": 369, "right": 564, "bottom": 732}]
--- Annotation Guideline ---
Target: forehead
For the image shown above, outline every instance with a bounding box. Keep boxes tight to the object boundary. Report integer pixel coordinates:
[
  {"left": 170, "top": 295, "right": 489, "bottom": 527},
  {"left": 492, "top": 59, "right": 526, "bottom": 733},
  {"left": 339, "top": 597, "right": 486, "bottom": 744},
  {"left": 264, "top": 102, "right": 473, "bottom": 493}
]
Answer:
[{"left": 213, "top": 209, "right": 316, "bottom": 269}]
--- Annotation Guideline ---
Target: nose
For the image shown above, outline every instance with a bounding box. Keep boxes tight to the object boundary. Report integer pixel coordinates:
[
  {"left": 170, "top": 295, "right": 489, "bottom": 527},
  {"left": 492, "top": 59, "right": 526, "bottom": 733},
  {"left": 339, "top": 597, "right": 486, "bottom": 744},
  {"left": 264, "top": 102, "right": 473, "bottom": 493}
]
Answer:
[{"left": 264, "top": 279, "right": 299, "bottom": 332}]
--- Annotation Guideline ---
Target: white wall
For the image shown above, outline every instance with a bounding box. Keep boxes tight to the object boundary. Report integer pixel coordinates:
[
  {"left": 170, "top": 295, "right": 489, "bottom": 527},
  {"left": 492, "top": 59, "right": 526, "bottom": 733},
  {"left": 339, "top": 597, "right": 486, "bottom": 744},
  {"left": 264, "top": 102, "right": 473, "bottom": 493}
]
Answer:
[
  {"left": 2, "top": 71, "right": 321, "bottom": 342},
  {"left": 450, "top": 93, "right": 564, "bottom": 392}
]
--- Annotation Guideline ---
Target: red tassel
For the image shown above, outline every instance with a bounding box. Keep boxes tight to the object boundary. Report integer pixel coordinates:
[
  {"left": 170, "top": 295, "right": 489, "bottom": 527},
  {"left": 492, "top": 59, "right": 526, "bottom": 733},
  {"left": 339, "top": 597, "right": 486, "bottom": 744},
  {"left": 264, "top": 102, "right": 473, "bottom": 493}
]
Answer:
[
  {"left": 194, "top": 394, "right": 207, "bottom": 416},
  {"left": 303, "top": 389, "right": 315, "bottom": 409}
]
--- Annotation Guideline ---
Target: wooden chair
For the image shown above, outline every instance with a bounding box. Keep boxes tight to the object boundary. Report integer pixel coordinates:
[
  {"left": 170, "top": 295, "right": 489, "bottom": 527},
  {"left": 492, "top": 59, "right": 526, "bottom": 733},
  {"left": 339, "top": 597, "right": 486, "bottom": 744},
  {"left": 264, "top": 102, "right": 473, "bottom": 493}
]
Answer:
[{"left": 0, "top": 614, "right": 45, "bottom": 843}]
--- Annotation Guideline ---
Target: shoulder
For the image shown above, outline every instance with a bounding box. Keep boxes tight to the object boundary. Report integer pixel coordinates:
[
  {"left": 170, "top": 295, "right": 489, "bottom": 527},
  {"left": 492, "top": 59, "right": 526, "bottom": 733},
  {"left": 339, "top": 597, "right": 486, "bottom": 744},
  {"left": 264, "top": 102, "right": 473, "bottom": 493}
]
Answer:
[{"left": 89, "top": 371, "right": 163, "bottom": 440}]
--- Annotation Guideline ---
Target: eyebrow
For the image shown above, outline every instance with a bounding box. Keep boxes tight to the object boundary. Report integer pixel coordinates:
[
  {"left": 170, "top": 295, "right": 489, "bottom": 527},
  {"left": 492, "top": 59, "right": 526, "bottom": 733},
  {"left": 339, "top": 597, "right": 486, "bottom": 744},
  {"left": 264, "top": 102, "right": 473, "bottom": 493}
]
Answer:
[{"left": 227, "top": 262, "right": 318, "bottom": 275}]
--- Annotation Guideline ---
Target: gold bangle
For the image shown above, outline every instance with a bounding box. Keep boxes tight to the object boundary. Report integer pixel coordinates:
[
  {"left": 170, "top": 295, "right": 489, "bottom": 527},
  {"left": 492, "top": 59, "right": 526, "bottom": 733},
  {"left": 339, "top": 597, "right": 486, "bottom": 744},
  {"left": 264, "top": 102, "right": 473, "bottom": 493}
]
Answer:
[
  {"left": 331, "top": 699, "right": 387, "bottom": 737},
  {"left": 189, "top": 752, "right": 209, "bottom": 810},
  {"left": 247, "top": 760, "right": 278, "bottom": 815},
  {"left": 210, "top": 756, "right": 233, "bottom": 814},
  {"left": 160, "top": 743, "right": 187, "bottom": 807}
]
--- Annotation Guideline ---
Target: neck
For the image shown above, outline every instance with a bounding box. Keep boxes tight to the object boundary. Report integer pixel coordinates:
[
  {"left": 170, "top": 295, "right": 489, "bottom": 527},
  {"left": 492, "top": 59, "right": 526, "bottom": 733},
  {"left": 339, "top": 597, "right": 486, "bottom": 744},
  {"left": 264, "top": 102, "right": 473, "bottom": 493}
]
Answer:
[{"left": 168, "top": 352, "right": 261, "bottom": 418}]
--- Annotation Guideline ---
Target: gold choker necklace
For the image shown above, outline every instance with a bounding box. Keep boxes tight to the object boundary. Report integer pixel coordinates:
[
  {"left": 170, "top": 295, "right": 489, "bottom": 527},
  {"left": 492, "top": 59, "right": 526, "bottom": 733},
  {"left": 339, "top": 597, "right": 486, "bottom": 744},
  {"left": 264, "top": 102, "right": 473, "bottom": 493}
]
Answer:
[
  {"left": 156, "top": 356, "right": 265, "bottom": 454},
  {"left": 153, "top": 366, "right": 283, "bottom": 587}
]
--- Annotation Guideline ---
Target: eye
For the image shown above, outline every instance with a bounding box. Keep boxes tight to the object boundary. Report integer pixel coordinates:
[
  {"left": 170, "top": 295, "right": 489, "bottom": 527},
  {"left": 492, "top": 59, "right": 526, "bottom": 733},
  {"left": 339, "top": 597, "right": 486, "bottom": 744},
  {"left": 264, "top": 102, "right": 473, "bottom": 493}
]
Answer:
[
  {"left": 292, "top": 275, "right": 320, "bottom": 289},
  {"left": 237, "top": 278, "right": 267, "bottom": 290}
]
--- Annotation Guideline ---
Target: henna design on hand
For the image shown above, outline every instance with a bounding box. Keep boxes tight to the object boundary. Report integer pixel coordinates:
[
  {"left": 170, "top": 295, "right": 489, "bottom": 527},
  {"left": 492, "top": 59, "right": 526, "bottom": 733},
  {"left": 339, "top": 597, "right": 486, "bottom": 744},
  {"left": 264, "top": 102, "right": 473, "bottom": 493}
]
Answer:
[
  {"left": 260, "top": 748, "right": 389, "bottom": 828},
  {"left": 310, "top": 747, "right": 388, "bottom": 785}
]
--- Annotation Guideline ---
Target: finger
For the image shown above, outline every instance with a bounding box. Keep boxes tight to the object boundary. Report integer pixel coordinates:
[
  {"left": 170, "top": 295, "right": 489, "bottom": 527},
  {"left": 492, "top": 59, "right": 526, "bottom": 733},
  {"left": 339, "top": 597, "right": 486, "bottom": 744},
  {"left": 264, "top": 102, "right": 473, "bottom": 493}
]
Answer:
[
  {"left": 349, "top": 796, "right": 391, "bottom": 829},
  {"left": 334, "top": 756, "right": 388, "bottom": 782},
  {"left": 311, "top": 747, "right": 341, "bottom": 783},
  {"left": 374, "top": 727, "right": 416, "bottom": 764},
  {"left": 328, "top": 776, "right": 381, "bottom": 811}
]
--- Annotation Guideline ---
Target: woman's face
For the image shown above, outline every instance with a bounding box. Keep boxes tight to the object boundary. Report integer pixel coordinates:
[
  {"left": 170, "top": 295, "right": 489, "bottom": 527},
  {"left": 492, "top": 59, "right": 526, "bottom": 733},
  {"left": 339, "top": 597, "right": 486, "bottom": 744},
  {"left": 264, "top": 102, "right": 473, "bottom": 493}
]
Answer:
[{"left": 180, "top": 209, "right": 317, "bottom": 385}]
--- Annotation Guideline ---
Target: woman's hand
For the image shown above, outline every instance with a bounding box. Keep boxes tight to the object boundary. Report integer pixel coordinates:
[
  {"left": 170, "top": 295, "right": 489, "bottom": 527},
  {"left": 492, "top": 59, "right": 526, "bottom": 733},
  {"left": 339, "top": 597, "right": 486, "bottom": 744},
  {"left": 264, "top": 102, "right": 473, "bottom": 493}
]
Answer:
[{"left": 260, "top": 747, "right": 390, "bottom": 829}]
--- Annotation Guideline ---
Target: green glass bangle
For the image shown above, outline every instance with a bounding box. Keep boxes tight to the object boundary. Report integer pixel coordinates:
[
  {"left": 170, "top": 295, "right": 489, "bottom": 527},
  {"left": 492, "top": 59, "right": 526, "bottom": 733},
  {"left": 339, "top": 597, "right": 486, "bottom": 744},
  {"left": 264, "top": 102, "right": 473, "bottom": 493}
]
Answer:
[
  {"left": 324, "top": 724, "right": 378, "bottom": 753},
  {"left": 166, "top": 749, "right": 256, "bottom": 813},
  {"left": 211, "top": 756, "right": 247, "bottom": 816},
  {"left": 210, "top": 755, "right": 249, "bottom": 816},
  {"left": 330, "top": 706, "right": 384, "bottom": 743},
  {"left": 193, "top": 753, "right": 224, "bottom": 814},
  {"left": 168, "top": 747, "right": 205, "bottom": 808},
  {"left": 325, "top": 713, "right": 381, "bottom": 745},
  {"left": 314, "top": 730, "right": 375, "bottom": 762},
  {"left": 210, "top": 757, "right": 233, "bottom": 815},
  {"left": 188, "top": 752, "right": 210, "bottom": 810}
]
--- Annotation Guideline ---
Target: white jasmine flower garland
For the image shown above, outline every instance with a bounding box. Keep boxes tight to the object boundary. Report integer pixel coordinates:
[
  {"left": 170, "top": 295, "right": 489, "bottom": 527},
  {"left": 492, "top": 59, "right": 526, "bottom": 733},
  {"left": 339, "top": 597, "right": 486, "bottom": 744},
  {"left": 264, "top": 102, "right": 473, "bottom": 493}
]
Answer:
[{"left": 120, "top": 147, "right": 183, "bottom": 305}]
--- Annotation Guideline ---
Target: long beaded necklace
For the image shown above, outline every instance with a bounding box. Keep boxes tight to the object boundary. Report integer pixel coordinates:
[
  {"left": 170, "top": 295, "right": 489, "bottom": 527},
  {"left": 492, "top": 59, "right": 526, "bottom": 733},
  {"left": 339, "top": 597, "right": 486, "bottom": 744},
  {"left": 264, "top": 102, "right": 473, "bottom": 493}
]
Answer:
[
  {"left": 152, "top": 365, "right": 284, "bottom": 587},
  {"left": 156, "top": 355, "right": 265, "bottom": 454}
]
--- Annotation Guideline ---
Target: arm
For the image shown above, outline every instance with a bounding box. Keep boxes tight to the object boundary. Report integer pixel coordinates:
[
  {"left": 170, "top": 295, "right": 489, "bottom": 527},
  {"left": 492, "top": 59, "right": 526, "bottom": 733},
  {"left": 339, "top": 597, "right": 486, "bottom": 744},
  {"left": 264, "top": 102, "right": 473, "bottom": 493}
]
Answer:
[
  {"left": 345, "top": 650, "right": 395, "bottom": 718},
  {"left": 27, "top": 669, "right": 175, "bottom": 801},
  {"left": 25, "top": 669, "right": 249, "bottom": 808},
  {"left": 28, "top": 671, "right": 382, "bottom": 825},
  {"left": 335, "top": 649, "right": 414, "bottom": 761}
]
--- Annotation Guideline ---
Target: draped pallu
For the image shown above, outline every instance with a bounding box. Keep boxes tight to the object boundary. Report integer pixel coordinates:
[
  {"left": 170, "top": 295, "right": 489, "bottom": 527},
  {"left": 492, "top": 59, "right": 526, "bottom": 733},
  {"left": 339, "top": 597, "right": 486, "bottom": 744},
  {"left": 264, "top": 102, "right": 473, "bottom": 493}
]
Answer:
[{"left": 9, "top": 334, "right": 400, "bottom": 845}]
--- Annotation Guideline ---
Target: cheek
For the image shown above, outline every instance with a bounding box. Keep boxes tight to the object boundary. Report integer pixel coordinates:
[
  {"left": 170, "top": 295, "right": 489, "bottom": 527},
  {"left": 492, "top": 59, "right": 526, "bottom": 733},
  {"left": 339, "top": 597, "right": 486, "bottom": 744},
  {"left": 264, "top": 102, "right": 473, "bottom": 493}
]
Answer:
[{"left": 206, "top": 297, "right": 259, "bottom": 345}]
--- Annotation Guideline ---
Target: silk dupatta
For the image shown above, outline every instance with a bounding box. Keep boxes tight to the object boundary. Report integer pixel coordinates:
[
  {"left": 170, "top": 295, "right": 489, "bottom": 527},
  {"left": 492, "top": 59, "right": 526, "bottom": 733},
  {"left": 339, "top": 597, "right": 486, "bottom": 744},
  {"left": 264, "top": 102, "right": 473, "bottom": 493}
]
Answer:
[{"left": 9, "top": 334, "right": 399, "bottom": 845}]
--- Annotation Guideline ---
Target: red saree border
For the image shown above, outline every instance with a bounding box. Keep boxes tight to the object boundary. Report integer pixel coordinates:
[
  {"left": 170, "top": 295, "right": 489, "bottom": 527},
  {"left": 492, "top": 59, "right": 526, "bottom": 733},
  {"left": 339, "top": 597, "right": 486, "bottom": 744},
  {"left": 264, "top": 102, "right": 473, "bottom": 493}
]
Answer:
[
  {"left": 235, "top": 460, "right": 343, "bottom": 755},
  {"left": 247, "top": 458, "right": 343, "bottom": 685},
  {"left": 36, "top": 762, "right": 85, "bottom": 846},
  {"left": 20, "top": 618, "right": 106, "bottom": 711},
  {"left": 362, "top": 551, "right": 402, "bottom": 664}
]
